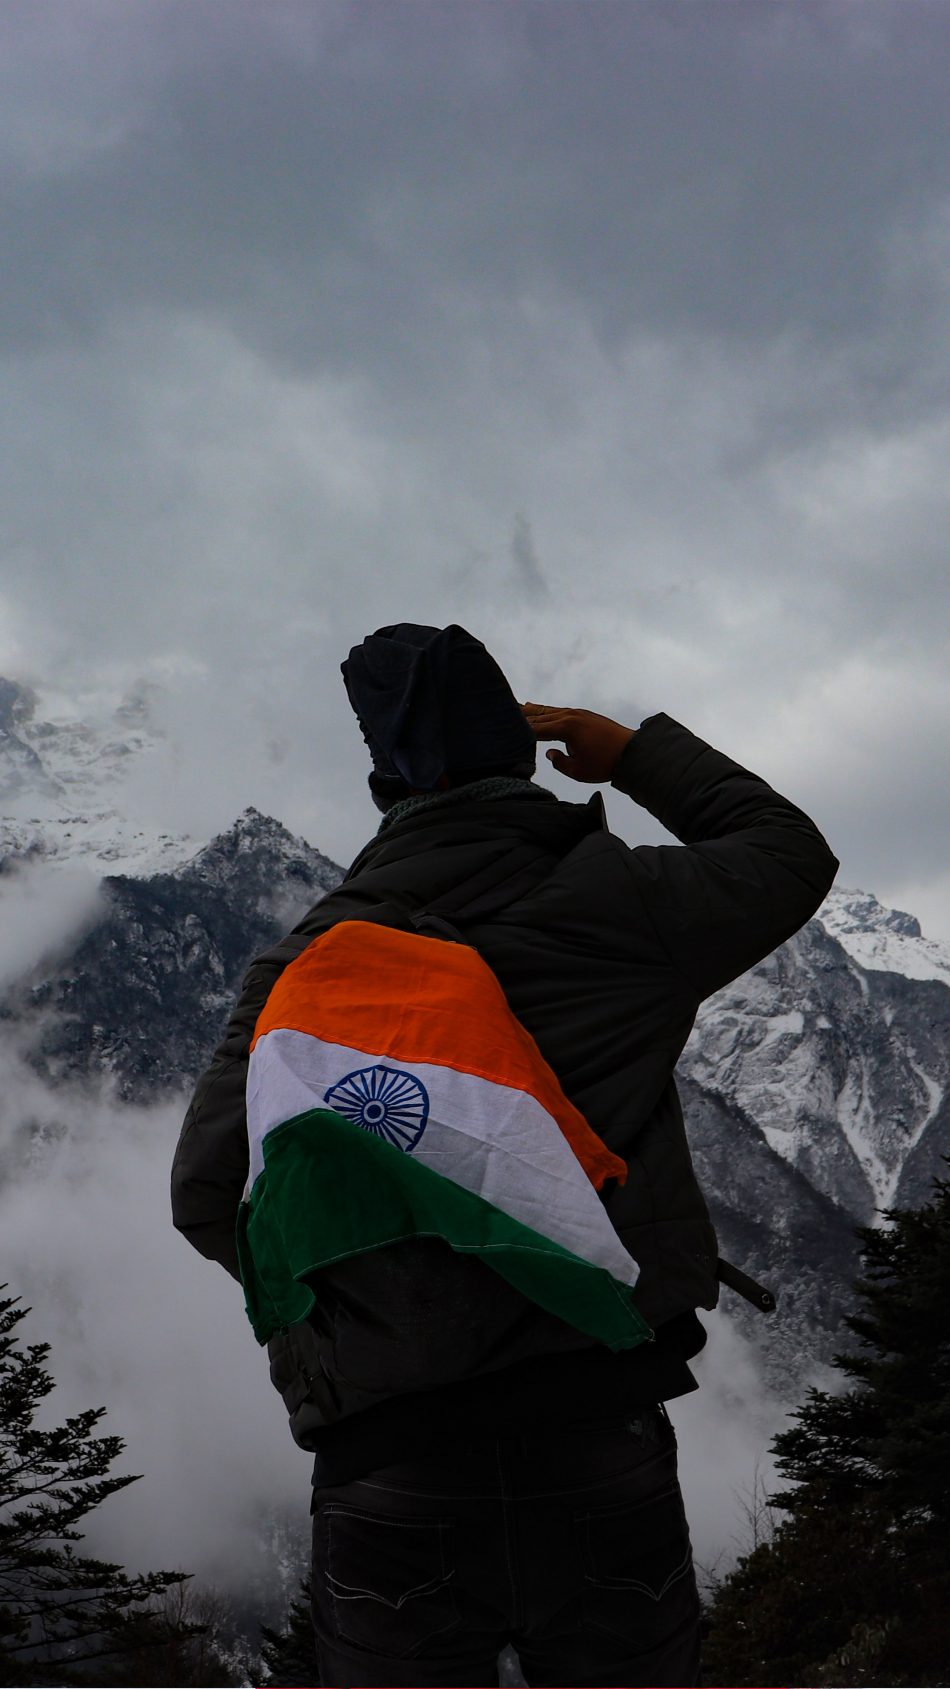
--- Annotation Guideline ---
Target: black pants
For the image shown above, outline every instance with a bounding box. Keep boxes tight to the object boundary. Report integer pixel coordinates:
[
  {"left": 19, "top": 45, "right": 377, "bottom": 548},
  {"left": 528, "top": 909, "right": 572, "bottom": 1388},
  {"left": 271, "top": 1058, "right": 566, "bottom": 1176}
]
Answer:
[{"left": 310, "top": 1405, "right": 701, "bottom": 1687}]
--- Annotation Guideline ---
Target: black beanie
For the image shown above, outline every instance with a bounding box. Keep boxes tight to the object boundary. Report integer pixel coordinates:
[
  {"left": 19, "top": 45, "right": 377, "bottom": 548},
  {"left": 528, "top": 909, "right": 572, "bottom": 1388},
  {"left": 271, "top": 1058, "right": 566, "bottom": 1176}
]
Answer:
[{"left": 341, "top": 623, "right": 536, "bottom": 792}]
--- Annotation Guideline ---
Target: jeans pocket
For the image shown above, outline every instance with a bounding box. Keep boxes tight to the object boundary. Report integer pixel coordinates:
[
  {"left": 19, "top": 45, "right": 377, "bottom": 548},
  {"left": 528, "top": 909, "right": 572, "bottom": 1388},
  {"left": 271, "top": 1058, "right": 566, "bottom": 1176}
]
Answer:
[
  {"left": 575, "top": 1480, "right": 699, "bottom": 1647},
  {"left": 314, "top": 1504, "right": 460, "bottom": 1659}
]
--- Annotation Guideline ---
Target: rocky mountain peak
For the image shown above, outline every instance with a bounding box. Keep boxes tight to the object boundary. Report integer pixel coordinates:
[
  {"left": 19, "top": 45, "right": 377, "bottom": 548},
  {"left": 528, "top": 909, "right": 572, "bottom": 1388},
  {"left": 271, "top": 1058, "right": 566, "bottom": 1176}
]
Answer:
[
  {"left": 222, "top": 805, "right": 291, "bottom": 847},
  {"left": 816, "top": 885, "right": 950, "bottom": 985},
  {"left": 821, "top": 886, "right": 921, "bottom": 940},
  {"left": 13, "top": 811, "right": 345, "bottom": 1099},
  {"left": 185, "top": 807, "right": 342, "bottom": 901}
]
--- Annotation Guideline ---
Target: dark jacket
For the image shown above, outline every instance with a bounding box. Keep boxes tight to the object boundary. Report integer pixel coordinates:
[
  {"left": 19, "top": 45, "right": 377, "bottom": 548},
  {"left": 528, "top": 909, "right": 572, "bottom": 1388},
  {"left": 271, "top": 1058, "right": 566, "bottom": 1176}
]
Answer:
[{"left": 172, "top": 714, "right": 838, "bottom": 1456}]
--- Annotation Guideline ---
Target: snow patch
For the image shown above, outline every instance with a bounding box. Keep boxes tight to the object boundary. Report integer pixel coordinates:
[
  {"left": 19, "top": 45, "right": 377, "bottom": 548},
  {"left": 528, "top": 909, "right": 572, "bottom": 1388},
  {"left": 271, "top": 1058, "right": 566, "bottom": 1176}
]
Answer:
[
  {"left": 834, "top": 1055, "right": 889, "bottom": 1208},
  {"left": 818, "top": 885, "right": 950, "bottom": 985}
]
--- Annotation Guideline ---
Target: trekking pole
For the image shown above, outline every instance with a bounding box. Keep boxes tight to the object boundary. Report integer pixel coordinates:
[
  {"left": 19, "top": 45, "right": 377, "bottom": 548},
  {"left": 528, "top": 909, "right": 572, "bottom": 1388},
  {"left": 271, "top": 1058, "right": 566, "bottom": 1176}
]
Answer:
[{"left": 716, "top": 1256, "right": 777, "bottom": 1313}]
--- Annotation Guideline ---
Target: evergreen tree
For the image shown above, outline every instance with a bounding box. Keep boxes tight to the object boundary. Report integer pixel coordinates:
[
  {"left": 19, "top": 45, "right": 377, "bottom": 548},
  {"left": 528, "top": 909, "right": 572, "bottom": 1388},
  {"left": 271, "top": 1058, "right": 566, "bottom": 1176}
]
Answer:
[
  {"left": 0, "top": 1288, "right": 201, "bottom": 1685},
  {"left": 703, "top": 1175, "right": 950, "bottom": 1687},
  {"left": 259, "top": 1578, "right": 319, "bottom": 1687},
  {"left": 93, "top": 1583, "right": 246, "bottom": 1687}
]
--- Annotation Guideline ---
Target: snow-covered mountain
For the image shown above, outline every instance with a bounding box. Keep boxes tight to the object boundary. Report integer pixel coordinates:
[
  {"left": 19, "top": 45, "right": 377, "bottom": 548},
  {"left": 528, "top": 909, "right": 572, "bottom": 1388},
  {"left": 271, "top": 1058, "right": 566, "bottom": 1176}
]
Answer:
[
  {"left": 2, "top": 674, "right": 949, "bottom": 1389},
  {"left": 681, "top": 888, "right": 950, "bottom": 1222},
  {"left": 818, "top": 886, "right": 950, "bottom": 986},
  {"left": 0, "top": 674, "right": 193, "bottom": 875},
  {"left": 675, "top": 888, "right": 950, "bottom": 1382},
  {"left": 13, "top": 805, "right": 342, "bottom": 1098}
]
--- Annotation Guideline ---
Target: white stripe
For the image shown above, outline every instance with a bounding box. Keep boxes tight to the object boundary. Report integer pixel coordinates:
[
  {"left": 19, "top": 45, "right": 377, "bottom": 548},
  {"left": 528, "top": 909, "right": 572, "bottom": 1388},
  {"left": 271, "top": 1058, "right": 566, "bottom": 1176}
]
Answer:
[{"left": 247, "top": 1027, "right": 638, "bottom": 1288}]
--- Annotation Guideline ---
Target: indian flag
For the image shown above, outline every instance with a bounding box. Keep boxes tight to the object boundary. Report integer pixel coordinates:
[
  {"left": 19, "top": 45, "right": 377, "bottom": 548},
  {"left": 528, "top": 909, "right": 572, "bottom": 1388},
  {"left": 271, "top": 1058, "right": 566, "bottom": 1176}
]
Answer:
[{"left": 236, "top": 920, "right": 651, "bottom": 1352}]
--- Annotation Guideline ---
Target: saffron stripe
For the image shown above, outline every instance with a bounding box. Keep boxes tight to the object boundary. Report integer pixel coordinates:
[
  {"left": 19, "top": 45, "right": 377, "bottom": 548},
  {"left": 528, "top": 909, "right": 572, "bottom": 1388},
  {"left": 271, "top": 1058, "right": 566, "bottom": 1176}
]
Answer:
[{"left": 249, "top": 919, "right": 627, "bottom": 1189}]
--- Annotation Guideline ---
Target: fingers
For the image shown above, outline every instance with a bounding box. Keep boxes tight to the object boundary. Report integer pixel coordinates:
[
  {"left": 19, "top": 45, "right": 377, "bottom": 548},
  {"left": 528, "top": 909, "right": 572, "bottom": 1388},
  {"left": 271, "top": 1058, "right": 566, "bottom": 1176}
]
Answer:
[{"left": 521, "top": 702, "right": 576, "bottom": 741}]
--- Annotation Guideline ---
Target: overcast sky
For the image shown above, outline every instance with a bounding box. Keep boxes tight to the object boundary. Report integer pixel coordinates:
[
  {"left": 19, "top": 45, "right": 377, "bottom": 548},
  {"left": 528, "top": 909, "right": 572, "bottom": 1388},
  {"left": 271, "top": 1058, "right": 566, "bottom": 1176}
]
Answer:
[{"left": 2, "top": 0, "right": 950, "bottom": 940}]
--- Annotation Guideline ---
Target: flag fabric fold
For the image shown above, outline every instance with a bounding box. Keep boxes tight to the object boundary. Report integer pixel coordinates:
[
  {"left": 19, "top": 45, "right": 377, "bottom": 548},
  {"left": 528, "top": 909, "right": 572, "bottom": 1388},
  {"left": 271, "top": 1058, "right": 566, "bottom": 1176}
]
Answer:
[{"left": 237, "top": 920, "right": 650, "bottom": 1352}]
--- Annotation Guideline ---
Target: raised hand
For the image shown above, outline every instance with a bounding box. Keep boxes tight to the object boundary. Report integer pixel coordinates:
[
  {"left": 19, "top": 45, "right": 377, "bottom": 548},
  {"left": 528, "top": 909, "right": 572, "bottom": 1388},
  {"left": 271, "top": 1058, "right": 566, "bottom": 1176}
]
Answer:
[{"left": 521, "top": 703, "right": 636, "bottom": 784}]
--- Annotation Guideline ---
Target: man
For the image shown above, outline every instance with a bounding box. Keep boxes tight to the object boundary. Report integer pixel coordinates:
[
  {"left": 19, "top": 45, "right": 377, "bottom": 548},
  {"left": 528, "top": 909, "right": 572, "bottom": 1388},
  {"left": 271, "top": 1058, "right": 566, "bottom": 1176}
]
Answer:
[{"left": 172, "top": 622, "right": 838, "bottom": 1688}]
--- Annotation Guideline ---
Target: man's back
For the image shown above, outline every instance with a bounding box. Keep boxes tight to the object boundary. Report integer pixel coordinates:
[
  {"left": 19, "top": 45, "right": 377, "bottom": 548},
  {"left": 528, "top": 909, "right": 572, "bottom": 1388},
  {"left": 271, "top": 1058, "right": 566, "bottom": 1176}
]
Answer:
[{"left": 171, "top": 626, "right": 838, "bottom": 1687}]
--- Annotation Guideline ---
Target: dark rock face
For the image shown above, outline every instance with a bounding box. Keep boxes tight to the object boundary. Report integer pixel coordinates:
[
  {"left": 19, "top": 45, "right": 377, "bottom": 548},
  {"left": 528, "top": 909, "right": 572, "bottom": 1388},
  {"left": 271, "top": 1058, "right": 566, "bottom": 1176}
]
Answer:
[
  {"left": 682, "top": 1075, "right": 864, "bottom": 1388},
  {"left": 10, "top": 809, "right": 344, "bottom": 1100}
]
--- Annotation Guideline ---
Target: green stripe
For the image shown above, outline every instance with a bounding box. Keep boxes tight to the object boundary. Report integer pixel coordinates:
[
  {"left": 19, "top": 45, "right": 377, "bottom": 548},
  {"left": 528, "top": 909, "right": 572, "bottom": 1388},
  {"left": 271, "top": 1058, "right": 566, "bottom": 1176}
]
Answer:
[{"left": 237, "top": 1108, "right": 651, "bottom": 1351}]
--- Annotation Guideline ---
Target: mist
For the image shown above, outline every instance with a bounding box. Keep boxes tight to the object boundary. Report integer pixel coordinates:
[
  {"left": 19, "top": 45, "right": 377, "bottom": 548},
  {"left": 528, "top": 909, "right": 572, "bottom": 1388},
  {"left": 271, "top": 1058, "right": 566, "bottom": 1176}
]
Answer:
[
  {"left": 0, "top": 862, "right": 102, "bottom": 989},
  {"left": 0, "top": 1039, "right": 307, "bottom": 1593}
]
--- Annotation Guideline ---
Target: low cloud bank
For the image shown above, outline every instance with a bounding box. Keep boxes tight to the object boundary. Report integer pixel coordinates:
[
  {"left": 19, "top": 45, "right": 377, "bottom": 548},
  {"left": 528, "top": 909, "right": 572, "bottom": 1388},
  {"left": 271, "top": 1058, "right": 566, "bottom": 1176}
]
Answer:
[
  {"left": 0, "top": 861, "right": 103, "bottom": 989},
  {"left": 0, "top": 1043, "right": 306, "bottom": 1596},
  {"left": 670, "top": 1314, "right": 795, "bottom": 1585}
]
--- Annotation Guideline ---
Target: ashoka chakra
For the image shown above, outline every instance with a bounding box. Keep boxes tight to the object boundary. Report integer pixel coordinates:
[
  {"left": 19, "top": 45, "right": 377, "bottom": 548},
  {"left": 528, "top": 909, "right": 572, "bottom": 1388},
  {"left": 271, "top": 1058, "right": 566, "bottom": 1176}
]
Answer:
[{"left": 324, "top": 1064, "right": 429, "bottom": 1151}]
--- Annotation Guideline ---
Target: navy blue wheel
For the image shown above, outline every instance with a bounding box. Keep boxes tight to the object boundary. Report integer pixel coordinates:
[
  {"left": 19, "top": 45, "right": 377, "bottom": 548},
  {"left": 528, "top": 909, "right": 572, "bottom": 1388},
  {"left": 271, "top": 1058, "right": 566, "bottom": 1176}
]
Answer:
[{"left": 324, "top": 1063, "right": 430, "bottom": 1151}]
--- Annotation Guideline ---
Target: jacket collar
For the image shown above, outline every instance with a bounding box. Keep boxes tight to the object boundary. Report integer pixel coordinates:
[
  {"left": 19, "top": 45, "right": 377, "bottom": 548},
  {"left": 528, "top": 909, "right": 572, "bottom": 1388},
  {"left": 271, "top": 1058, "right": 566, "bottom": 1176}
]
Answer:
[{"left": 347, "top": 786, "right": 607, "bottom": 880}]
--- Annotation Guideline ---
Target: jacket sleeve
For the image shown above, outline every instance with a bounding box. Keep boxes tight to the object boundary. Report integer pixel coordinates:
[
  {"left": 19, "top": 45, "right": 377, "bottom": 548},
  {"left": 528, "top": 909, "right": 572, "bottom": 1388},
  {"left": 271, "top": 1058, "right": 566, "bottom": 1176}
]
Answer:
[
  {"left": 611, "top": 713, "right": 839, "bottom": 1000},
  {"left": 170, "top": 925, "right": 316, "bottom": 1278}
]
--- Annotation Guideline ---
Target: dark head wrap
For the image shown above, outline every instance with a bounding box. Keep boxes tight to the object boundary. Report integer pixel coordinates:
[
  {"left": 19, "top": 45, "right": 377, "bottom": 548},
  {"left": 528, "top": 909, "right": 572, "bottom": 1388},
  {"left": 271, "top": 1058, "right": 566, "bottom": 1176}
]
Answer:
[{"left": 341, "top": 623, "right": 536, "bottom": 798}]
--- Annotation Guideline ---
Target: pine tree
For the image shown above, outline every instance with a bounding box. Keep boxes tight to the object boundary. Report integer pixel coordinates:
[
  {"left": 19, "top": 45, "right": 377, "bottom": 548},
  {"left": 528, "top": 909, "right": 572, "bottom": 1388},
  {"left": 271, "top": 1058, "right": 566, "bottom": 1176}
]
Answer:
[
  {"left": 259, "top": 1578, "right": 319, "bottom": 1687},
  {"left": 0, "top": 1288, "right": 201, "bottom": 1685},
  {"left": 94, "top": 1582, "right": 247, "bottom": 1686},
  {"left": 703, "top": 1175, "right": 950, "bottom": 1687}
]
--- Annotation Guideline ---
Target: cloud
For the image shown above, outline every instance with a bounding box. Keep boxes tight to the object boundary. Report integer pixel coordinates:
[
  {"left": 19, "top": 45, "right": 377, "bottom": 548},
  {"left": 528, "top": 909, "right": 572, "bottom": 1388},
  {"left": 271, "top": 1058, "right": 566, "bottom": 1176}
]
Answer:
[
  {"left": 0, "top": 1045, "right": 306, "bottom": 1590},
  {"left": 0, "top": 862, "right": 103, "bottom": 989},
  {"left": 510, "top": 514, "right": 550, "bottom": 602},
  {"left": 1, "top": 298, "right": 947, "bottom": 929},
  {"left": 3, "top": 3, "right": 947, "bottom": 369},
  {"left": 669, "top": 1315, "right": 796, "bottom": 1585}
]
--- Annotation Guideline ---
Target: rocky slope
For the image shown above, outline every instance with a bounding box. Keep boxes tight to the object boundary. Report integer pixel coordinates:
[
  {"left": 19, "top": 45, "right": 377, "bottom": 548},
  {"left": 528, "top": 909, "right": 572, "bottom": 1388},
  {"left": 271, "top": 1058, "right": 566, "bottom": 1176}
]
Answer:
[
  {"left": 680, "top": 890, "right": 950, "bottom": 1225},
  {"left": 6, "top": 807, "right": 342, "bottom": 1100}
]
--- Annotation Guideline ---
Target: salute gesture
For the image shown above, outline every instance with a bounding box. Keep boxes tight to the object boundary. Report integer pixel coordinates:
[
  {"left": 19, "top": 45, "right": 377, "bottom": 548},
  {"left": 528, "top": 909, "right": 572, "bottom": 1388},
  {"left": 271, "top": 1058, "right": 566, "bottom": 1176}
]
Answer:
[{"left": 521, "top": 702, "right": 636, "bottom": 784}]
